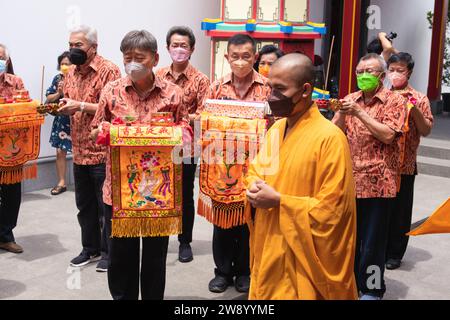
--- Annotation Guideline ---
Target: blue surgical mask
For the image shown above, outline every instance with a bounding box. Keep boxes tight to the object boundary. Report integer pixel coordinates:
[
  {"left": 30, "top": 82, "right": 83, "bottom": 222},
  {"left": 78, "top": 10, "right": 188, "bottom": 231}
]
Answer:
[{"left": 0, "top": 60, "right": 6, "bottom": 74}]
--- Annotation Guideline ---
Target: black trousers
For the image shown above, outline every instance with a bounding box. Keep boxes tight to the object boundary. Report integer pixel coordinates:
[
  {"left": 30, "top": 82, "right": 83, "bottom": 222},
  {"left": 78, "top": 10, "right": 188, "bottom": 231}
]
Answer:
[
  {"left": 178, "top": 159, "right": 197, "bottom": 244},
  {"left": 73, "top": 164, "right": 108, "bottom": 258},
  {"left": 107, "top": 203, "right": 169, "bottom": 300},
  {"left": 0, "top": 182, "right": 22, "bottom": 243},
  {"left": 355, "top": 198, "right": 394, "bottom": 298},
  {"left": 387, "top": 175, "right": 416, "bottom": 261},
  {"left": 213, "top": 224, "right": 250, "bottom": 281}
]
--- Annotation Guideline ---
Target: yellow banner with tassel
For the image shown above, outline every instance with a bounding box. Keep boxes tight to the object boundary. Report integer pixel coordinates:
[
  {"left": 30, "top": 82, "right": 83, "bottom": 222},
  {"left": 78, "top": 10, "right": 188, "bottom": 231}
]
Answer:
[
  {"left": 0, "top": 101, "right": 43, "bottom": 184},
  {"left": 110, "top": 124, "right": 183, "bottom": 238},
  {"left": 198, "top": 100, "right": 267, "bottom": 229}
]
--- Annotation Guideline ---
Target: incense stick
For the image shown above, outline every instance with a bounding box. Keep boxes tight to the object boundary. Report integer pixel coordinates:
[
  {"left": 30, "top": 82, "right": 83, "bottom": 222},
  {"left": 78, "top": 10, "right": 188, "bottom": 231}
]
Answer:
[
  {"left": 40, "top": 65, "right": 45, "bottom": 104},
  {"left": 325, "top": 36, "right": 335, "bottom": 92}
]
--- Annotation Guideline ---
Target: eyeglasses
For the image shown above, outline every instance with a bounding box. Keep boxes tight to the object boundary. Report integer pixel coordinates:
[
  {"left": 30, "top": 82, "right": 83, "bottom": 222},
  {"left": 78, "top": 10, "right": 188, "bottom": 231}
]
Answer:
[{"left": 355, "top": 68, "right": 384, "bottom": 75}]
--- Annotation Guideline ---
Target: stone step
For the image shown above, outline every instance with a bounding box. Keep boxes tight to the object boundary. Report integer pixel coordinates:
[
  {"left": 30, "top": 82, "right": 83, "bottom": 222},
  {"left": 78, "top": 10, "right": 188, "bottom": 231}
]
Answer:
[
  {"left": 417, "top": 156, "right": 450, "bottom": 178},
  {"left": 418, "top": 138, "right": 450, "bottom": 160}
]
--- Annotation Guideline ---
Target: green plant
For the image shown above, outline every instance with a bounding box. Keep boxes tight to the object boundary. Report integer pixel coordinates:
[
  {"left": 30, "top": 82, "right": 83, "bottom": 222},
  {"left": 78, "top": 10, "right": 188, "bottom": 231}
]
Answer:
[{"left": 427, "top": 9, "right": 450, "bottom": 87}]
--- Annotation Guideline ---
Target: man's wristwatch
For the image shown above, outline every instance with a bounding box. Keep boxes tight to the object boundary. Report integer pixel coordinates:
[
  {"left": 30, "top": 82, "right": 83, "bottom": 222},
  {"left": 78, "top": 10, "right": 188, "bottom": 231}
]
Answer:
[{"left": 80, "top": 102, "right": 86, "bottom": 113}]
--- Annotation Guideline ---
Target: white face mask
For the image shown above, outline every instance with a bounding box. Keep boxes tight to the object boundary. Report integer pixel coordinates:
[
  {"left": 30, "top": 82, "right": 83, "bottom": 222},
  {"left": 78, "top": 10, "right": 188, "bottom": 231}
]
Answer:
[
  {"left": 125, "top": 61, "right": 150, "bottom": 81},
  {"left": 0, "top": 60, "right": 7, "bottom": 74}
]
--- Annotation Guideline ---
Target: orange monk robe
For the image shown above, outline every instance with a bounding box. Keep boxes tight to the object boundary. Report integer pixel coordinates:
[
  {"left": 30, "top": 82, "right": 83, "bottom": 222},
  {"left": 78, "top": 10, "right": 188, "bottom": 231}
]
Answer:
[{"left": 245, "top": 106, "right": 358, "bottom": 300}]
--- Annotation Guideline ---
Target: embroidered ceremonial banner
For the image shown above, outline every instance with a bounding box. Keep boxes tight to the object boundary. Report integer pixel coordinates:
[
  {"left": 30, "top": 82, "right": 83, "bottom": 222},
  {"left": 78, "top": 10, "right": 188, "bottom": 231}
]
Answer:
[
  {"left": 110, "top": 124, "right": 183, "bottom": 238},
  {"left": 201, "top": 99, "right": 268, "bottom": 119},
  {"left": 0, "top": 101, "right": 43, "bottom": 184},
  {"left": 198, "top": 100, "right": 267, "bottom": 229}
]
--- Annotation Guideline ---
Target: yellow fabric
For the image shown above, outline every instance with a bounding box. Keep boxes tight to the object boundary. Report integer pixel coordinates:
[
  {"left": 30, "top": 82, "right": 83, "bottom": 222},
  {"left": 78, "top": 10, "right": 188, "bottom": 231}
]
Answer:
[
  {"left": 0, "top": 101, "right": 42, "bottom": 129},
  {"left": 0, "top": 163, "right": 37, "bottom": 185},
  {"left": 408, "top": 198, "right": 450, "bottom": 236},
  {"left": 0, "top": 101, "right": 43, "bottom": 184},
  {"left": 198, "top": 113, "right": 266, "bottom": 229},
  {"left": 110, "top": 125, "right": 183, "bottom": 238},
  {"left": 245, "top": 106, "right": 358, "bottom": 300}
]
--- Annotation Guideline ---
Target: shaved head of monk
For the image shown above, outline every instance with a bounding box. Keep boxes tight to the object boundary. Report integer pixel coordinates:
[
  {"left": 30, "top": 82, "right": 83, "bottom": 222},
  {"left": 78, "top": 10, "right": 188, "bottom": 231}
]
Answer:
[{"left": 268, "top": 53, "right": 315, "bottom": 119}]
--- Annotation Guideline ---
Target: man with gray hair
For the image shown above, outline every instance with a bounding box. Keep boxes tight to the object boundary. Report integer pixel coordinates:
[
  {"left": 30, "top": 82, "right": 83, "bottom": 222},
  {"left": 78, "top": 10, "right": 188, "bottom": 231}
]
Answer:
[
  {"left": 58, "top": 25, "right": 121, "bottom": 272},
  {"left": 91, "top": 30, "right": 189, "bottom": 300},
  {"left": 333, "top": 53, "right": 407, "bottom": 300}
]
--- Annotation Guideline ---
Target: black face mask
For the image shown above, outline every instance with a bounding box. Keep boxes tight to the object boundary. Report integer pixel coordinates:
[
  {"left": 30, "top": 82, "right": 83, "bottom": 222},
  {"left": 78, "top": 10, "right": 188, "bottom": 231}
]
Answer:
[
  {"left": 69, "top": 48, "right": 88, "bottom": 66},
  {"left": 268, "top": 89, "right": 302, "bottom": 118}
]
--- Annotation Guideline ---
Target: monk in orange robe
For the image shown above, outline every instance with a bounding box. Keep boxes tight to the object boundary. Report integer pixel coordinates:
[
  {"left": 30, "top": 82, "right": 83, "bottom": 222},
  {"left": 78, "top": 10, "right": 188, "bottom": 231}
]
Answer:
[{"left": 245, "top": 53, "right": 358, "bottom": 300}]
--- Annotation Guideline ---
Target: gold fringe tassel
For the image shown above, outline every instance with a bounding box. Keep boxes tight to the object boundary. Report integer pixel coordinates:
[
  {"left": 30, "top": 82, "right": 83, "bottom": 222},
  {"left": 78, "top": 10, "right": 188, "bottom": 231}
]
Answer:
[
  {"left": 0, "top": 119, "right": 44, "bottom": 130},
  {"left": 198, "top": 193, "right": 246, "bottom": 229},
  {"left": 111, "top": 216, "right": 182, "bottom": 238},
  {"left": 0, "top": 164, "right": 37, "bottom": 184}
]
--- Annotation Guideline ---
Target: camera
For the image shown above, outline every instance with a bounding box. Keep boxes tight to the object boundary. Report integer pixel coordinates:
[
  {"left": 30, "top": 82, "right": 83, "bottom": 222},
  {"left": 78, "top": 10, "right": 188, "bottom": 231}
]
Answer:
[{"left": 386, "top": 32, "right": 398, "bottom": 42}]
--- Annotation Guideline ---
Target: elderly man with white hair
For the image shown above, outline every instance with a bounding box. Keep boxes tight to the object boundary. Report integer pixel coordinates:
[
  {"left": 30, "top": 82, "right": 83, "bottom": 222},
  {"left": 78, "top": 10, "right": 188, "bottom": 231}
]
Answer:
[
  {"left": 333, "top": 53, "right": 407, "bottom": 300},
  {"left": 58, "top": 25, "right": 121, "bottom": 272}
]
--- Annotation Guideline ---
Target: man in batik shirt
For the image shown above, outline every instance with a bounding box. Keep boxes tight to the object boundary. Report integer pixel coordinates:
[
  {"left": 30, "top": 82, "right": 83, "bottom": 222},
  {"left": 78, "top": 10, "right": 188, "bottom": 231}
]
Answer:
[
  {"left": 59, "top": 25, "right": 121, "bottom": 272},
  {"left": 91, "top": 30, "right": 189, "bottom": 300},
  {"left": 157, "top": 26, "right": 210, "bottom": 263},
  {"left": 333, "top": 53, "right": 407, "bottom": 300}
]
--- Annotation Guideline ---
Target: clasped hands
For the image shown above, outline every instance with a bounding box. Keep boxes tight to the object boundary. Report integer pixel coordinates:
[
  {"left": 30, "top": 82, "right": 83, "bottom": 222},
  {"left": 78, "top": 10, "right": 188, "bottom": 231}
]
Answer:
[
  {"left": 338, "top": 99, "right": 364, "bottom": 117},
  {"left": 246, "top": 180, "right": 281, "bottom": 209}
]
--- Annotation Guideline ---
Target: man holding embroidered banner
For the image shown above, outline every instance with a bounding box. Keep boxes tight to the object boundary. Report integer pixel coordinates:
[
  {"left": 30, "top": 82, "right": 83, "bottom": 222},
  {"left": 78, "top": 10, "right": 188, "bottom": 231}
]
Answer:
[
  {"left": 91, "top": 30, "right": 190, "bottom": 300},
  {"left": 0, "top": 44, "right": 43, "bottom": 254},
  {"left": 196, "top": 34, "right": 271, "bottom": 294}
]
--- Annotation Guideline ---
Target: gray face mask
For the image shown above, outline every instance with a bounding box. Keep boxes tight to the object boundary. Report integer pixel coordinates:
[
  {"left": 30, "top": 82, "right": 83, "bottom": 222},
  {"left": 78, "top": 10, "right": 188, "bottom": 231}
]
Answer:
[{"left": 125, "top": 62, "right": 150, "bottom": 81}]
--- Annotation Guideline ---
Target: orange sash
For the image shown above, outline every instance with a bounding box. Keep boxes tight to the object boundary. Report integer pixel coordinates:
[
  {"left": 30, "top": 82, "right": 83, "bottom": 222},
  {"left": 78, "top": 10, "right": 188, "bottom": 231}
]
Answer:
[
  {"left": 396, "top": 98, "right": 415, "bottom": 192},
  {"left": 0, "top": 101, "right": 43, "bottom": 184}
]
